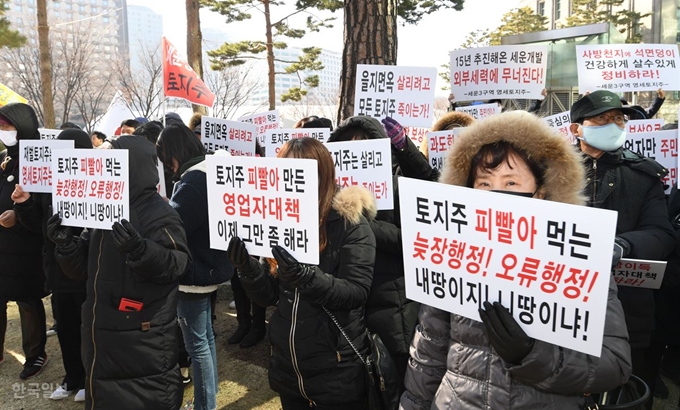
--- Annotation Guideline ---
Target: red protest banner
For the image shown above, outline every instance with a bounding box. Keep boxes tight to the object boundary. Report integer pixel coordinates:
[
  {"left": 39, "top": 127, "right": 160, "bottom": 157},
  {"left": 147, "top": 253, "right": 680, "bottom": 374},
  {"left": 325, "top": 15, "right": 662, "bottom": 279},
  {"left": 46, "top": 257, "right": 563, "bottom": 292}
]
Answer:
[{"left": 162, "top": 37, "right": 216, "bottom": 107}]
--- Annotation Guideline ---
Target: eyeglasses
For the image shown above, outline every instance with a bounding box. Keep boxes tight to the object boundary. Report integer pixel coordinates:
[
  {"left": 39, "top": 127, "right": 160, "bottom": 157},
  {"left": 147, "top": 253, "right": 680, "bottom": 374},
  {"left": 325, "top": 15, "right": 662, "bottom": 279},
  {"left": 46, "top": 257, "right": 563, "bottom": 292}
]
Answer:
[{"left": 585, "top": 113, "right": 629, "bottom": 126}]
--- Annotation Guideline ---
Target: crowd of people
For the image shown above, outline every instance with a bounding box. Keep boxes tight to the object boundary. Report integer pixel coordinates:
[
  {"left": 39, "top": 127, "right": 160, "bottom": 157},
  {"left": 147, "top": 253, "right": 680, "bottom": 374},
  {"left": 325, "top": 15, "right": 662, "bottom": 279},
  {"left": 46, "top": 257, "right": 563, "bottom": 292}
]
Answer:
[{"left": 0, "top": 86, "right": 678, "bottom": 410}]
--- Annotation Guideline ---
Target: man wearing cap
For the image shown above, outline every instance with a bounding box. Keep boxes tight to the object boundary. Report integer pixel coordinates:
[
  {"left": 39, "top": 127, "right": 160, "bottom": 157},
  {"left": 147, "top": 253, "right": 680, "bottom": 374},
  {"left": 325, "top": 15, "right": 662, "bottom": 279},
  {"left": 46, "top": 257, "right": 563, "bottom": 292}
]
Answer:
[
  {"left": 0, "top": 103, "right": 49, "bottom": 380},
  {"left": 570, "top": 90, "right": 676, "bottom": 407}
]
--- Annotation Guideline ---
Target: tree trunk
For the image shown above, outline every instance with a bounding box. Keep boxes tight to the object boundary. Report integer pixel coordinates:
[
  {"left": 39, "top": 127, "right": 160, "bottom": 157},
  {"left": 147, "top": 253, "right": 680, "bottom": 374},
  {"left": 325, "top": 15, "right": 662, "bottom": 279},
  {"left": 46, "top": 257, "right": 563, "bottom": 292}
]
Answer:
[
  {"left": 37, "top": 0, "right": 55, "bottom": 127},
  {"left": 264, "top": 0, "right": 276, "bottom": 110},
  {"left": 186, "top": 0, "right": 207, "bottom": 114},
  {"left": 337, "top": 0, "right": 397, "bottom": 123}
]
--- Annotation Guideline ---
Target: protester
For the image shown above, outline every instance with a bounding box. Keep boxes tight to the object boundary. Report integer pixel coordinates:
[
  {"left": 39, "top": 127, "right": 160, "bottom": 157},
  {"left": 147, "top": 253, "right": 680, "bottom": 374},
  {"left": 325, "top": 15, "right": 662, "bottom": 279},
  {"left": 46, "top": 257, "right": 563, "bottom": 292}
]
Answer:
[
  {"left": 59, "top": 122, "right": 82, "bottom": 130},
  {"left": 156, "top": 123, "right": 232, "bottom": 410},
  {"left": 48, "top": 134, "right": 190, "bottom": 410},
  {"left": 133, "top": 121, "right": 164, "bottom": 145},
  {"left": 91, "top": 131, "right": 107, "bottom": 148},
  {"left": 0, "top": 103, "right": 49, "bottom": 380},
  {"left": 165, "top": 112, "right": 184, "bottom": 127},
  {"left": 227, "top": 137, "right": 376, "bottom": 409},
  {"left": 328, "top": 116, "right": 436, "bottom": 392},
  {"left": 294, "top": 115, "right": 333, "bottom": 130},
  {"left": 188, "top": 113, "right": 203, "bottom": 139},
  {"left": 620, "top": 88, "right": 666, "bottom": 120},
  {"left": 569, "top": 90, "right": 677, "bottom": 409},
  {"left": 12, "top": 129, "right": 92, "bottom": 401},
  {"left": 401, "top": 111, "right": 632, "bottom": 409},
  {"left": 419, "top": 110, "right": 475, "bottom": 160},
  {"left": 227, "top": 141, "right": 267, "bottom": 349}
]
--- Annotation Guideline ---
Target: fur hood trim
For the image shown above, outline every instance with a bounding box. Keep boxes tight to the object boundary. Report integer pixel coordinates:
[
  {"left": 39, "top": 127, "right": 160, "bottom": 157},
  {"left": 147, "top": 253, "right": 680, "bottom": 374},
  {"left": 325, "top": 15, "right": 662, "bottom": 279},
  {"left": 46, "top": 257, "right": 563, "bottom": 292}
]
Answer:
[
  {"left": 332, "top": 185, "right": 377, "bottom": 224},
  {"left": 439, "top": 111, "right": 586, "bottom": 206}
]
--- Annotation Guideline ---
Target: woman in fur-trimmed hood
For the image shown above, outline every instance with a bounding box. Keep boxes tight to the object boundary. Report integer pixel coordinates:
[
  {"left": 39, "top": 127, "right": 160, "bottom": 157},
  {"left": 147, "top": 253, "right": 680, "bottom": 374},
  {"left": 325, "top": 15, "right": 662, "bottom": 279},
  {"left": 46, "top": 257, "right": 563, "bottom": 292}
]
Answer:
[
  {"left": 401, "top": 111, "right": 632, "bottom": 410},
  {"left": 227, "top": 138, "right": 378, "bottom": 409}
]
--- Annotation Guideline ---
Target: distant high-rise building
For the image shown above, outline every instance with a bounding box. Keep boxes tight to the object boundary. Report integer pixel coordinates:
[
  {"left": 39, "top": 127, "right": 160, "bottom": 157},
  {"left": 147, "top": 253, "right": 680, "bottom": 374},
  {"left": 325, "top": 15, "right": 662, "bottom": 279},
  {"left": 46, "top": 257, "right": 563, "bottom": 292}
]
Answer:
[{"left": 126, "top": 4, "right": 163, "bottom": 69}]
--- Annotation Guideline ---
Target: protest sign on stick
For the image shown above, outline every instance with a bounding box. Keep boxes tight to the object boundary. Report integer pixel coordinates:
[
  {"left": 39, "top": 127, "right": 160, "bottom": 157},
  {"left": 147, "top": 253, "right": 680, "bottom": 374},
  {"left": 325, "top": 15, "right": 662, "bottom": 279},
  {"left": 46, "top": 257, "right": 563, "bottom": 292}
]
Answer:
[
  {"left": 326, "top": 138, "right": 394, "bottom": 210},
  {"left": 399, "top": 178, "right": 618, "bottom": 356},
  {"left": 19, "top": 140, "right": 74, "bottom": 193},
  {"left": 612, "top": 258, "right": 666, "bottom": 290},
  {"left": 623, "top": 129, "right": 677, "bottom": 192},
  {"left": 201, "top": 116, "right": 256, "bottom": 156},
  {"left": 449, "top": 45, "right": 548, "bottom": 102},
  {"left": 238, "top": 110, "right": 280, "bottom": 146},
  {"left": 52, "top": 149, "right": 129, "bottom": 230},
  {"left": 265, "top": 128, "right": 330, "bottom": 157},
  {"left": 39, "top": 128, "right": 63, "bottom": 140},
  {"left": 354, "top": 64, "right": 436, "bottom": 128},
  {"left": 206, "top": 155, "right": 319, "bottom": 264},
  {"left": 427, "top": 128, "right": 464, "bottom": 171},
  {"left": 455, "top": 103, "right": 501, "bottom": 120}
]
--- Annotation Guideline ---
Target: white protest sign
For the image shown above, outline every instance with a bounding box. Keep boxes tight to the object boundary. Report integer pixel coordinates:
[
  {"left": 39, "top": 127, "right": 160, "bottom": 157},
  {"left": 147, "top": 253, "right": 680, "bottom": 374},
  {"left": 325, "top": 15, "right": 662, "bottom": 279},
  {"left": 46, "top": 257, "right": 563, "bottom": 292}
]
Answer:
[
  {"left": 612, "top": 258, "right": 666, "bottom": 290},
  {"left": 627, "top": 119, "right": 664, "bottom": 134},
  {"left": 623, "top": 129, "right": 677, "bottom": 193},
  {"left": 156, "top": 160, "right": 167, "bottom": 198},
  {"left": 403, "top": 127, "right": 429, "bottom": 146},
  {"left": 265, "top": 128, "right": 330, "bottom": 158},
  {"left": 543, "top": 111, "right": 576, "bottom": 144},
  {"left": 326, "top": 138, "right": 394, "bottom": 210},
  {"left": 52, "top": 149, "right": 129, "bottom": 230},
  {"left": 206, "top": 155, "right": 319, "bottom": 264},
  {"left": 39, "top": 128, "right": 62, "bottom": 140},
  {"left": 19, "top": 140, "right": 74, "bottom": 193},
  {"left": 238, "top": 110, "right": 280, "bottom": 146},
  {"left": 449, "top": 45, "right": 548, "bottom": 102},
  {"left": 399, "top": 178, "right": 618, "bottom": 356},
  {"left": 576, "top": 44, "right": 680, "bottom": 92},
  {"left": 427, "top": 128, "right": 464, "bottom": 171},
  {"left": 455, "top": 103, "right": 501, "bottom": 120},
  {"left": 201, "top": 116, "right": 256, "bottom": 156},
  {"left": 354, "top": 64, "right": 436, "bottom": 128}
]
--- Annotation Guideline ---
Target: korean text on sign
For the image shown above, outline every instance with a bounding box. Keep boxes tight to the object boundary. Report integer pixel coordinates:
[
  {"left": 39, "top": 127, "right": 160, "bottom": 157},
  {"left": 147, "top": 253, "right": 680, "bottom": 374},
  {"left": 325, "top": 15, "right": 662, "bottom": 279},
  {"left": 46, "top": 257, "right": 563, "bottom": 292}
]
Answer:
[
  {"left": 399, "top": 178, "right": 618, "bottom": 356},
  {"left": 201, "top": 116, "right": 256, "bottom": 157},
  {"left": 543, "top": 111, "right": 576, "bottom": 145},
  {"left": 623, "top": 129, "right": 677, "bottom": 193},
  {"left": 265, "top": 128, "right": 330, "bottom": 158},
  {"left": 576, "top": 44, "right": 680, "bottom": 92},
  {"left": 353, "top": 64, "right": 436, "bottom": 128},
  {"left": 326, "top": 138, "right": 394, "bottom": 210},
  {"left": 39, "top": 128, "right": 62, "bottom": 140},
  {"left": 627, "top": 119, "right": 664, "bottom": 134},
  {"left": 403, "top": 127, "right": 429, "bottom": 146},
  {"left": 206, "top": 155, "right": 319, "bottom": 264},
  {"left": 51, "top": 149, "right": 130, "bottom": 230},
  {"left": 19, "top": 140, "right": 74, "bottom": 193},
  {"left": 449, "top": 45, "right": 548, "bottom": 102},
  {"left": 238, "top": 110, "right": 280, "bottom": 145},
  {"left": 612, "top": 258, "right": 666, "bottom": 290},
  {"left": 427, "top": 128, "right": 464, "bottom": 171},
  {"left": 455, "top": 103, "right": 501, "bottom": 120}
]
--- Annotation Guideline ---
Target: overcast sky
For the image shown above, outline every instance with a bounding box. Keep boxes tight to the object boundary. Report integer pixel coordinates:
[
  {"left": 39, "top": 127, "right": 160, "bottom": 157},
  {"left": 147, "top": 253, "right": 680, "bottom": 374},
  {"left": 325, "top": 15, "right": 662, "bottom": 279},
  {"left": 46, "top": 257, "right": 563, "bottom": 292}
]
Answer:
[{"left": 128, "top": 0, "right": 522, "bottom": 93}]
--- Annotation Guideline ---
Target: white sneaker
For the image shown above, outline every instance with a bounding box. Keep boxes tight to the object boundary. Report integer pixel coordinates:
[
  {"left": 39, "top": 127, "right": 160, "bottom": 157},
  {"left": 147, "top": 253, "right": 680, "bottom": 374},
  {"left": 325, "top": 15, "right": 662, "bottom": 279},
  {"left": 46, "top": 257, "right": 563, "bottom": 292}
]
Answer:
[
  {"left": 50, "top": 385, "right": 74, "bottom": 400},
  {"left": 229, "top": 300, "right": 236, "bottom": 309},
  {"left": 74, "top": 389, "right": 86, "bottom": 402}
]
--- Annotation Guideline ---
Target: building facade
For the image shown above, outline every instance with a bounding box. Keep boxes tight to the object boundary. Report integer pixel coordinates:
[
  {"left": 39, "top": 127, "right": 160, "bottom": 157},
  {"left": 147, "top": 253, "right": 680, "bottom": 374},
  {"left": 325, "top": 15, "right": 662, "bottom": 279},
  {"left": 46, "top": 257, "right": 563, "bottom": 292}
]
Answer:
[{"left": 126, "top": 4, "right": 162, "bottom": 69}]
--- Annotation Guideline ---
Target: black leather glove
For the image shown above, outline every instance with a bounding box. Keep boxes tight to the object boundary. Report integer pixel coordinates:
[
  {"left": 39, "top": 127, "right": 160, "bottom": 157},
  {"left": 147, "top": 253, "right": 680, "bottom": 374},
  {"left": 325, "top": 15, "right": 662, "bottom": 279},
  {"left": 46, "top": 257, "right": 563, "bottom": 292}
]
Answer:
[
  {"left": 479, "top": 301, "right": 534, "bottom": 365},
  {"left": 227, "top": 236, "right": 260, "bottom": 276},
  {"left": 111, "top": 219, "right": 146, "bottom": 260},
  {"left": 272, "top": 245, "right": 315, "bottom": 288},
  {"left": 612, "top": 236, "right": 631, "bottom": 267},
  {"left": 46, "top": 213, "right": 75, "bottom": 250}
]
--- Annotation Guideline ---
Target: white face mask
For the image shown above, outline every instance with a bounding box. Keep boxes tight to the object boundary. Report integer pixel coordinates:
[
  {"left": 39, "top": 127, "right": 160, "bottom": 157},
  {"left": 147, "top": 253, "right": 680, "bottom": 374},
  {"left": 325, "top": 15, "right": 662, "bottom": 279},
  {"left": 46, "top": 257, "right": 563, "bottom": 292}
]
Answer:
[{"left": 0, "top": 130, "right": 18, "bottom": 147}]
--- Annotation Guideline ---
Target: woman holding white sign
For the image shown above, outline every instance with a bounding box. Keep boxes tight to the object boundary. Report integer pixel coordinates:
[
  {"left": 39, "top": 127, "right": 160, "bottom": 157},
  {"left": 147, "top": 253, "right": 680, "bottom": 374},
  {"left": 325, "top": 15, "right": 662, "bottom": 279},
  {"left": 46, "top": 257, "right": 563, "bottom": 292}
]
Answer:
[
  {"left": 401, "top": 111, "right": 632, "bottom": 409},
  {"left": 226, "top": 137, "right": 378, "bottom": 409}
]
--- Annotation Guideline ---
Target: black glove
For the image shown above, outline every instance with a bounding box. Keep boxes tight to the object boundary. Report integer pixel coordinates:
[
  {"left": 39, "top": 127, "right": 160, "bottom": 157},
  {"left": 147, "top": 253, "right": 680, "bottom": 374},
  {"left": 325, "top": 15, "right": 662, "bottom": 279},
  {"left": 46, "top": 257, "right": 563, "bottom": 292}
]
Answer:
[
  {"left": 46, "top": 213, "right": 75, "bottom": 249},
  {"left": 612, "top": 236, "right": 631, "bottom": 267},
  {"left": 479, "top": 301, "right": 534, "bottom": 365},
  {"left": 272, "top": 245, "right": 315, "bottom": 288},
  {"left": 111, "top": 219, "right": 146, "bottom": 260},
  {"left": 227, "top": 236, "right": 260, "bottom": 276}
]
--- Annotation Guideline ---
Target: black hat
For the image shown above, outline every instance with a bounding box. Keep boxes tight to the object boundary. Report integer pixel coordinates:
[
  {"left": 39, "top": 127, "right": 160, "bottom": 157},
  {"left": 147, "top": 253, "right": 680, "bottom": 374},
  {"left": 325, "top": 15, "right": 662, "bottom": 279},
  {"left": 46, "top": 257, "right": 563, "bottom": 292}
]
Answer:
[{"left": 570, "top": 90, "right": 638, "bottom": 124}]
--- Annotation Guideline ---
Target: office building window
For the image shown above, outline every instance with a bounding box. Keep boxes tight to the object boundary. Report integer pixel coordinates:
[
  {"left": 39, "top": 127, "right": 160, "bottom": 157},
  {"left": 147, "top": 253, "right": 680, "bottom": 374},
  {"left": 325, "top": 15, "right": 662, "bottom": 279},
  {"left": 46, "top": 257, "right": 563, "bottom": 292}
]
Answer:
[
  {"left": 556, "top": 0, "right": 561, "bottom": 19},
  {"left": 538, "top": 1, "right": 545, "bottom": 16}
]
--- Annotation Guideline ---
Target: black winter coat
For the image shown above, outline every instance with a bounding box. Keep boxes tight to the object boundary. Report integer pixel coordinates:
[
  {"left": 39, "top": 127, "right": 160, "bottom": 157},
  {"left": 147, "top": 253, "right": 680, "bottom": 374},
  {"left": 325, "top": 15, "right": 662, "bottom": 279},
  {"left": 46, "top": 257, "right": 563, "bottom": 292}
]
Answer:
[
  {"left": 239, "top": 186, "right": 376, "bottom": 406},
  {"left": 0, "top": 103, "right": 46, "bottom": 302},
  {"left": 583, "top": 148, "right": 677, "bottom": 348},
  {"left": 55, "top": 136, "right": 190, "bottom": 410},
  {"left": 329, "top": 116, "right": 436, "bottom": 356}
]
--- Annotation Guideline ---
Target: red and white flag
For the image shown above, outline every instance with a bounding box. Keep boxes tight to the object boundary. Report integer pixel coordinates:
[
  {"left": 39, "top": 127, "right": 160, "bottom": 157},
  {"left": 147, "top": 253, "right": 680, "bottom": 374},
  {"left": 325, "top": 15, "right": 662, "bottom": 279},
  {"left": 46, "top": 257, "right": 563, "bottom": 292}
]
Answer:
[{"left": 162, "top": 37, "right": 216, "bottom": 107}]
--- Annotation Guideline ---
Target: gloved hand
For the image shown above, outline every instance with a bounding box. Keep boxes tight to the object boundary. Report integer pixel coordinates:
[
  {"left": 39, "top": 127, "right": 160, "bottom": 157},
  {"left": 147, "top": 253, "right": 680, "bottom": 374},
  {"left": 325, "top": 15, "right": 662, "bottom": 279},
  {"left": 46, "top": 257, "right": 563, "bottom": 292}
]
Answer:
[
  {"left": 272, "top": 245, "right": 315, "bottom": 288},
  {"left": 227, "top": 236, "right": 260, "bottom": 276},
  {"left": 111, "top": 219, "right": 146, "bottom": 260},
  {"left": 381, "top": 117, "right": 407, "bottom": 150},
  {"left": 46, "top": 213, "right": 75, "bottom": 249},
  {"left": 479, "top": 301, "right": 534, "bottom": 365},
  {"left": 612, "top": 236, "right": 631, "bottom": 267}
]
